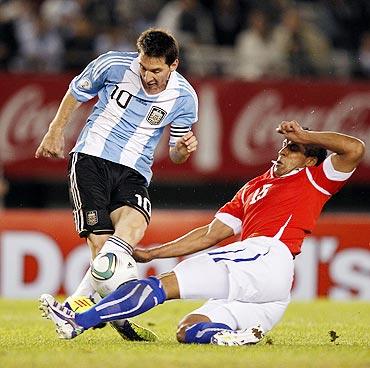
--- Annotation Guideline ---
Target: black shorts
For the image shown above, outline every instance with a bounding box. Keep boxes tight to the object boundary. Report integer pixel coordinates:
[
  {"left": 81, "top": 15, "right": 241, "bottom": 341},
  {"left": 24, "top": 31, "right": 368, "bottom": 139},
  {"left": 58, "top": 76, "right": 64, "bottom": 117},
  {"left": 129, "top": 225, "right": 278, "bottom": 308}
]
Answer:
[{"left": 68, "top": 152, "right": 151, "bottom": 238}]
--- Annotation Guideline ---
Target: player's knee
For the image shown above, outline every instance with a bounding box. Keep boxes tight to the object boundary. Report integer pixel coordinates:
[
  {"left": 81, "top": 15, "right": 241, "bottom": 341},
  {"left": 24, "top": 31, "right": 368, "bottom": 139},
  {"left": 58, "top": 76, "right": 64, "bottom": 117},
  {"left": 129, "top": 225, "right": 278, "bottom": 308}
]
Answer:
[
  {"left": 176, "top": 322, "right": 188, "bottom": 343},
  {"left": 176, "top": 314, "right": 207, "bottom": 343}
]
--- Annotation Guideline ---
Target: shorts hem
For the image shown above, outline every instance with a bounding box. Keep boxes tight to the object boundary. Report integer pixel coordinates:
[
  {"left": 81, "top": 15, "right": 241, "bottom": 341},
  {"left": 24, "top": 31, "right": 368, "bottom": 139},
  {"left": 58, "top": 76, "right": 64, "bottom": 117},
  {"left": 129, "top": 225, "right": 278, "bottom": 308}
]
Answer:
[
  {"left": 110, "top": 203, "right": 150, "bottom": 224},
  {"left": 79, "top": 229, "right": 115, "bottom": 238}
]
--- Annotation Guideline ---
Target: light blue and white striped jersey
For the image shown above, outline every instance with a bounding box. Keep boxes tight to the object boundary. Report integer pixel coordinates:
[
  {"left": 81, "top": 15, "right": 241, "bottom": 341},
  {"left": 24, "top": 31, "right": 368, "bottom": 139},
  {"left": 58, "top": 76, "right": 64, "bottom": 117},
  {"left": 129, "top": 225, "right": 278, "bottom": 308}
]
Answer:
[{"left": 69, "top": 51, "right": 198, "bottom": 184}]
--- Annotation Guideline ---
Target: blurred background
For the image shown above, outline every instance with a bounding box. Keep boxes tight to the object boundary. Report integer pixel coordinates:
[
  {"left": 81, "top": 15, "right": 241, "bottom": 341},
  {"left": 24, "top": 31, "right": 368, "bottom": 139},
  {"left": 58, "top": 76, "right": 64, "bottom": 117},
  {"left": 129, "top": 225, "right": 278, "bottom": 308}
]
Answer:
[
  {"left": 0, "top": 0, "right": 369, "bottom": 300},
  {"left": 1, "top": 0, "right": 370, "bottom": 209}
]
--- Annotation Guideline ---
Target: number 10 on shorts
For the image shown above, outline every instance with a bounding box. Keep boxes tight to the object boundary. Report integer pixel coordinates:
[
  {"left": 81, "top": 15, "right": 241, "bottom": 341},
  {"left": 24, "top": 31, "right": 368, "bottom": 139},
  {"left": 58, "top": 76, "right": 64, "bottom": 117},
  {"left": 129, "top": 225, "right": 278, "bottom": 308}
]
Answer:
[{"left": 135, "top": 194, "right": 151, "bottom": 216}]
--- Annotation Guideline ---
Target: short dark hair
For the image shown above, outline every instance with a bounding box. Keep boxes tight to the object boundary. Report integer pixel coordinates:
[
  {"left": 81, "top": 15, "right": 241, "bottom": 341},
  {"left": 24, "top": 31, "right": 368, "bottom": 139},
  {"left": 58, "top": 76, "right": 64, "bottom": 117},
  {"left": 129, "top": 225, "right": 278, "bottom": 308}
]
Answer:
[
  {"left": 302, "top": 127, "right": 327, "bottom": 166},
  {"left": 136, "top": 28, "right": 179, "bottom": 66},
  {"left": 303, "top": 144, "right": 328, "bottom": 166}
]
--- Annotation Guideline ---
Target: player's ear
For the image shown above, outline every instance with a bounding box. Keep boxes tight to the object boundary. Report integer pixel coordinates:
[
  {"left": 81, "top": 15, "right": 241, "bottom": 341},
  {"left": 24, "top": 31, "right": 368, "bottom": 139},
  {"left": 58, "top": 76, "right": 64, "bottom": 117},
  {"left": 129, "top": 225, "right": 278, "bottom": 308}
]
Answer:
[
  {"left": 305, "top": 156, "right": 318, "bottom": 167},
  {"left": 170, "top": 59, "right": 179, "bottom": 72}
]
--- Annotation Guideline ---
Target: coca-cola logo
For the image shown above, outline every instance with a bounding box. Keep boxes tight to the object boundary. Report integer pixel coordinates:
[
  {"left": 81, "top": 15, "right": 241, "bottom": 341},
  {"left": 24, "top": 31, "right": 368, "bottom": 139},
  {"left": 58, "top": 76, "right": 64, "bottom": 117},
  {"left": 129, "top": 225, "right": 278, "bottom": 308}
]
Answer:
[
  {"left": 230, "top": 90, "right": 370, "bottom": 165},
  {"left": 0, "top": 80, "right": 369, "bottom": 181},
  {"left": 0, "top": 86, "right": 91, "bottom": 162}
]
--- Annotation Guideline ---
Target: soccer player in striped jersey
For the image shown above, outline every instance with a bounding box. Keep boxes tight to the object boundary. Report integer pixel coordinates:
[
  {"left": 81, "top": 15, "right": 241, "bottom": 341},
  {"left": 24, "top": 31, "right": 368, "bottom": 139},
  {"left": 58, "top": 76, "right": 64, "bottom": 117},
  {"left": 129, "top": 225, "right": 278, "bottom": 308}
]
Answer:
[
  {"left": 40, "top": 121, "right": 364, "bottom": 345},
  {"left": 35, "top": 28, "right": 198, "bottom": 341}
]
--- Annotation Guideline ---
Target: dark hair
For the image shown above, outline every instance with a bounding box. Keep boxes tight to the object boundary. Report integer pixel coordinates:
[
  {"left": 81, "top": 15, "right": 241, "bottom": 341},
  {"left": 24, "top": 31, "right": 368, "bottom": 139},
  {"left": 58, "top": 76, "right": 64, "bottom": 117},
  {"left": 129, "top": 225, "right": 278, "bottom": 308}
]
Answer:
[
  {"left": 304, "top": 144, "right": 328, "bottom": 166},
  {"left": 302, "top": 127, "right": 327, "bottom": 166},
  {"left": 136, "top": 28, "right": 179, "bottom": 66}
]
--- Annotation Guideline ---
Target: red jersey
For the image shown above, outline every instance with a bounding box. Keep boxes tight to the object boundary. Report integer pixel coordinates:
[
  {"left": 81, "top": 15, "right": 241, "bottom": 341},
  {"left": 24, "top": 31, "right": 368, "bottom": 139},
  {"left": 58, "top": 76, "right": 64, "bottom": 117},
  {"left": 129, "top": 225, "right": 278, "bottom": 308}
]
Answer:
[{"left": 216, "top": 156, "right": 353, "bottom": 255}]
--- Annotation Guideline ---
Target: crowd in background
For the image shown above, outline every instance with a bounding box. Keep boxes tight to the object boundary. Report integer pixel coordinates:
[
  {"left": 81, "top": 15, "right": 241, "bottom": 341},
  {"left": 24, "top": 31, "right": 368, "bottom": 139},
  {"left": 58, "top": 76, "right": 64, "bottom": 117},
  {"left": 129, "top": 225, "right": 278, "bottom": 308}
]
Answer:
[
  {"left": 0, "top": 0, "right": 370, "bottom": 80},
  {"left": 1, "top": 0, "right": 369, "bottom": 210}
]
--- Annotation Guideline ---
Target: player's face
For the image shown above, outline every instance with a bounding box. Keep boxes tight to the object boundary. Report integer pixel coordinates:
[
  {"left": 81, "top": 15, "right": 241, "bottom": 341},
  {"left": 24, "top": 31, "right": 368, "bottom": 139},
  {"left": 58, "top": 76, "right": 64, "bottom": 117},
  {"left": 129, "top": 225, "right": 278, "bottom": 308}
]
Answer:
[
  {"left": 138, "top": 54, "right": 179, "bottom": 94},
  {"left": 273, "top": 140, "right": 312, "bottom": 176}
]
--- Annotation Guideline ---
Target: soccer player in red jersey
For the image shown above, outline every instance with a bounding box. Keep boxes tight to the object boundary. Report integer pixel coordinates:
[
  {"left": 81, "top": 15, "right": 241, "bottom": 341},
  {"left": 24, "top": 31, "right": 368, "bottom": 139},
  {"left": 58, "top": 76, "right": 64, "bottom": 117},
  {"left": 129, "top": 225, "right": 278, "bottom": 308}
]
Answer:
[{"left": 40, "top": 121, "right": 365, "bottom": 345}]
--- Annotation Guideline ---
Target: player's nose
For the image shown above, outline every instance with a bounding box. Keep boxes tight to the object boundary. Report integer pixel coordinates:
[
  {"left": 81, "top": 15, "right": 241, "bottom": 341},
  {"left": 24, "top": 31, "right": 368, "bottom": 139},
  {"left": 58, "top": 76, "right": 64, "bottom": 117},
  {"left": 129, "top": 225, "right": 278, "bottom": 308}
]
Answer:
[{"left": 144, "top": 71, "right": 154, "bottom": 82}]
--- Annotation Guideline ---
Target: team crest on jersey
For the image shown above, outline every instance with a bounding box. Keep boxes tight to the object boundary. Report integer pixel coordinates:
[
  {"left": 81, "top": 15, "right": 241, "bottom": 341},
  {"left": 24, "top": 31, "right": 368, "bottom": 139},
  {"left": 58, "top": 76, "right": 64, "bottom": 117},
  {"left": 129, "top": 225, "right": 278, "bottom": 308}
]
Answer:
[
  {"left": 86, "top": 210, "right": 98, "bottom": 226},
  {"left": 146, "top": 106, "right": 167, "bottom": 125},
  {"left": 78, "top": 78, "right": 92, "bottom": 90}
]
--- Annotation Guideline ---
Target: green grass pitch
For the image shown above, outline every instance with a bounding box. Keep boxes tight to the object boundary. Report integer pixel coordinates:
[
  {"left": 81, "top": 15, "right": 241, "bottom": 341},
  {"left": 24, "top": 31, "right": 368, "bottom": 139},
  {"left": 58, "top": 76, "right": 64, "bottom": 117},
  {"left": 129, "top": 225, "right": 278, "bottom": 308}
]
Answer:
[{"left": 0, "top": 299, "right": 369, "bottom": 368}]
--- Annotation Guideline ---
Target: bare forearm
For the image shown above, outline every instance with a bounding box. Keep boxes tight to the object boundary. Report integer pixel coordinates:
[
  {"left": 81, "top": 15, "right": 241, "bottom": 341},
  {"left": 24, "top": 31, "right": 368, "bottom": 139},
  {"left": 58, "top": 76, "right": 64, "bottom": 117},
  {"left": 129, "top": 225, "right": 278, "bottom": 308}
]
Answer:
[
  {"left": 303, "top": 130, "right": 365, "bottom": 171},
  {"left": 149, "top": 225, "right": 214, "bottom": 259},
  {"left": 303, "top": 131, "right": 364, "bottom": 157},
  {"left": 35, "top": 90, "right": 81, "bottom": 159},
  {"left": 277, "top": 122, "right": 365, "bottom": 165},
  {"left": 49, "top": 90, "right": 81, "bottom": 132},
  {"left": 134, "top": 219, "right": 234, "bottom": 263}
]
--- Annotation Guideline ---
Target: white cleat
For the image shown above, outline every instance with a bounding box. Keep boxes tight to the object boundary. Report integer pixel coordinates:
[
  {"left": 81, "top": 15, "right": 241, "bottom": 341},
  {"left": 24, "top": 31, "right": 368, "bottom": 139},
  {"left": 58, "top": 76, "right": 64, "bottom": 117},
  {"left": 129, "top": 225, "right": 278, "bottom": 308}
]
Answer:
[
  {"left": 39, "top": 294, "right": 85, "bottom": 339},
  {"left": 211, "top": 326, "right": 265, "bottom": 346}
]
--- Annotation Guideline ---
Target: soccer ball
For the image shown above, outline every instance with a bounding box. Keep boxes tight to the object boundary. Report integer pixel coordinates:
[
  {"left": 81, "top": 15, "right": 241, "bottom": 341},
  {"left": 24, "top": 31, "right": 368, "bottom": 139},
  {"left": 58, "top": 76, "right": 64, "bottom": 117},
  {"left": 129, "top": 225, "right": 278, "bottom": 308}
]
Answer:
[{"left": 91, "top": 251, "right": 138, "bottom": 297}]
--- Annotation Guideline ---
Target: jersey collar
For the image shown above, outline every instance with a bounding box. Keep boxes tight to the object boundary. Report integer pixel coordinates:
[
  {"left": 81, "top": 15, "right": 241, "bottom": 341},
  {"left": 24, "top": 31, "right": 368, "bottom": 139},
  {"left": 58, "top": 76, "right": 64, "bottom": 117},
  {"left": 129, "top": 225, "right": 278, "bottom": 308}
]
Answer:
[
  {"left": 270, "top": 163, "right": 304, "bottom": 178},
  {"left": 130, "top": 57, "right": 140, "bottom": 75}
]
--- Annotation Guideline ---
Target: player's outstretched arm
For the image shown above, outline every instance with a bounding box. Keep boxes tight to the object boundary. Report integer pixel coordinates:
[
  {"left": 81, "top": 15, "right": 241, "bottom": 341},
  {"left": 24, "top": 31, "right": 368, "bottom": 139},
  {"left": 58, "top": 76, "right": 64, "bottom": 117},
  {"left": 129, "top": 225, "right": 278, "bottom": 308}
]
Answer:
[
  {"left": 276, "top": 120, "right": 365, "bottom": 172},
  {"left": 169, "top": 131, "right": 198, "bottom": 164},
  {"left": 35, "top": 90, "right": 81, "bottom": 159},
  {"left": 133, "top": 218, "right": 234, "bottom": 262}
]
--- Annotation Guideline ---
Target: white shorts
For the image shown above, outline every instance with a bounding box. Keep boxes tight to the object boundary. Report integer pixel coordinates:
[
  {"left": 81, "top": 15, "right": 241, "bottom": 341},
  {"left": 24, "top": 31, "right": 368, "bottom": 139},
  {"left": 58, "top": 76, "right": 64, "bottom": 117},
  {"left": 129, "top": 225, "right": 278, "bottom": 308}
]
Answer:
[
  {"left": 173, "top": 236, "right": 294, "bottom": 332},
  {"left": 190, "top": 297, "right": 290, "bottom": 332}
]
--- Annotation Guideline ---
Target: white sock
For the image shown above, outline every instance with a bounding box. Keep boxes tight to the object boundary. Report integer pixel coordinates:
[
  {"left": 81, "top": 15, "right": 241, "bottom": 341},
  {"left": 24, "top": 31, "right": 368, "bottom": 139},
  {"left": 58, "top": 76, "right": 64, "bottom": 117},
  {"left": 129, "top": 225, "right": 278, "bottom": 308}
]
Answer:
[
  {"left": 100, "top": 235, "right": 133, "bottom": 255},
  {"left": 72, "top": 236, "right": 133, "bottom": 328},
  {"left": 71, "top": 267, "right": 95, "bottom": 298},
  {"left": 72, "top": 237, "right": 132, "bottom": 298},
  {"left": 91, "top": 291, "right": 102, "bottom": 304},
  {"left": 99, "top": 236, "right": 133, "bottom": 326}
]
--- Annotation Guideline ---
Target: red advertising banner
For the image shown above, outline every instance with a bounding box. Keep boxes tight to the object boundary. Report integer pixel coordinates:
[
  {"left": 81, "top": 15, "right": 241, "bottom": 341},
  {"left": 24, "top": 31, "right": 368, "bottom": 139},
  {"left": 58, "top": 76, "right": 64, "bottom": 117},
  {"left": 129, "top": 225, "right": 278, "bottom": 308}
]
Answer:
[
  {"left": 0, "top": 210, "right": 369, "bottom": 300},
  {"left": 1, "top": 74, "right": 369, "bottom": 182}
]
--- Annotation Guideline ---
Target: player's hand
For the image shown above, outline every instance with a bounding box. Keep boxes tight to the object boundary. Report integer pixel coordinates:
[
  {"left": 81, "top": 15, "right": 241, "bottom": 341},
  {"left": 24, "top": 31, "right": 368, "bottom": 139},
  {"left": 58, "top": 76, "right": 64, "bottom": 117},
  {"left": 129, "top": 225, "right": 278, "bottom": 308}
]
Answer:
[
  {"left": 276, "top": 120, "right": 310, "bottom": 144},
  {"left": 170, "top": 131, "right": 198, "bottom": 164},
  {"left": 35, "top": 129, "right": 65, "bottom": 159},
  {"left": 175, "top": 131, "right": 198, "bottom": 156},
  {"left": 133, "top": 247, "right": 153, "bottom": 263}
]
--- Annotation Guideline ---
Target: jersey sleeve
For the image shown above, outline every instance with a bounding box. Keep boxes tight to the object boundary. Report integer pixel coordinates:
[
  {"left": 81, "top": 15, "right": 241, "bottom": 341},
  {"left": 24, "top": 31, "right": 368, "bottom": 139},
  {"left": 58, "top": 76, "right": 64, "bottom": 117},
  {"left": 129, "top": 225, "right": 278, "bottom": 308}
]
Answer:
[
  {"left": 69, "top": 52, "right": 116, "bottom": 102},
  {"left": 169, "top": 94, "right": 198, "bottom": 146},
  {"left": 215, "top": 187, "right": 245, "bottom": 235},
  {"left": 307, "top": 154, "right": 355, "bottom": 195}
]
